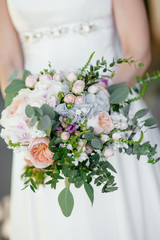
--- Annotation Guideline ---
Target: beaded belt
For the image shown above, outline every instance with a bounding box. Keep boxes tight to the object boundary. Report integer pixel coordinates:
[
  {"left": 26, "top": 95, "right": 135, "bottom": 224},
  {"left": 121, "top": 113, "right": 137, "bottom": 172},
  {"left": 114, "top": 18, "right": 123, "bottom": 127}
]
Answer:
[{"left": 22, "top": 18, "right": 114, "bottom": 43}]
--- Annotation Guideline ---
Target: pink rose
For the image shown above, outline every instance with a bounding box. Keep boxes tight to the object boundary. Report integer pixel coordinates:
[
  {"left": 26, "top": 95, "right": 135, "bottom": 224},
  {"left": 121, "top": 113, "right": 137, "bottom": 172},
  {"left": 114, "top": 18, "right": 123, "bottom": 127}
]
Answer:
[
  {"left": 101, "top": 134, "right": 110, "bottom": 142},
  {"left": 75, "top": 96, "right": 83, "bottom": 104},
  {"left": 67, "top": 71, "right": 77, "bottom": 82},
  {"left": 61, "top": 132, "right": 70, "bottom": 141},
  {"left": 112, "top": 132, "right": 122, "bottom": 141},
  {"left": 39, "top": 74, "right": 52, "bottom": 82},
  {"left": 103, "top": 149, "right": 114, "bottom": 158},
  {"left": 85, "top": 144, "right": 93, "bottom": 154},
  {"left": 25, "top": 74, "right": 39, "bottom": 88},
  {"left": 53, "top": 73, "right": 62, "bottom": 81},
  {"left": 64, "top": 94, "right": 75, "bottom": 103},
  {"left": 72, "top": 80, "right": 85, "bottom": 94},
  {"left": 88, "top": 85, "right": 99, "bottom": 94},
  {"left": 29, "top": 137, "right": 54, "bottom": 168},
  {"left": 87, "top": 112, "right": 113, "bottom": 135}
]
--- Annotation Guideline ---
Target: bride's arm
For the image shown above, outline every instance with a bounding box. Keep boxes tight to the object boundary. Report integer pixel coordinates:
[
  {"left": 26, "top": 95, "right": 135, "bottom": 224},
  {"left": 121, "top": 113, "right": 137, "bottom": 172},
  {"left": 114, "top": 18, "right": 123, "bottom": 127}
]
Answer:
[
  {"left": 0, "top": 0, "right": 23, "bottom": 98},
  {"left": 112, "top": 0, "right": 151, "bottom": 87}
]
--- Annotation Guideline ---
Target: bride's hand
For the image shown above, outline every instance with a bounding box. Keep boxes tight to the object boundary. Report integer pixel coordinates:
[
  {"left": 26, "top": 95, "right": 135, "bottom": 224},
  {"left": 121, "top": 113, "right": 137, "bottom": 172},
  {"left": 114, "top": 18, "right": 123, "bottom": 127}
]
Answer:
[{"left": 0, "top": 0, "right": 23, "bottom": 99}]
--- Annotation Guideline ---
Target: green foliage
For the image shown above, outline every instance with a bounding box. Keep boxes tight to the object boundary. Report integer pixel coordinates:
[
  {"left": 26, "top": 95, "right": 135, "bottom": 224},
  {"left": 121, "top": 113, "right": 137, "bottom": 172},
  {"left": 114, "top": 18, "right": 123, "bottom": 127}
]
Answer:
[
  {"left": 7, "top": 70, "right": 18, "bottom": 82},
  {"left": 5, "top": 79, "right": 26, "bottom": 94},
  {"left": 107, "top": 82, "right": 126, "bottom": 94},
  {"left": 58, "top": 187, "right": 74, "bottom": 217},
  {"left": 40, "top": 104, "right": 59, "bottom": 120},
  {"left": 134, "top": 108, "right": 149, "bottom": 119},
  {"left": 109, "top": 87, "right": 129, "bottom": 104},
  {"left": 25, "top": 105, "right": 35, "bottom": 118},
  {"left": 84, "top": 182, "right": 94, "bottom": 205},
  {"left": 5, "top": 92, "right": 17, "bottom": 107},
  {"left": 80, "top": 51, "right": 95, "bottom": 73},
  {"left": 144, "top": 118, "right": 157, "bottom": 127},
  {"left": 23, "top": 70, "right": 31, "bottom": 80},
  {"left": 37, "top": 115, "right": 52, "bottom": 131}
]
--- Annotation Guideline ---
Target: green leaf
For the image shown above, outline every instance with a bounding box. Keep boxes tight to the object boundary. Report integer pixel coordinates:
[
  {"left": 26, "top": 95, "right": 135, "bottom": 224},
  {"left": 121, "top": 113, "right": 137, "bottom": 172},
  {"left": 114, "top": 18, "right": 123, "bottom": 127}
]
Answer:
[
  {"left": 134, "top": 108, "right": 149, "bottom": 119},
  {"left": 30, "top": 185, "right": 35, "bottom": 193},
  {"left": 23, "top": 70, "right": 31, "bottom": 81},
  {"left": 30, "top": 179, "right": 37, "bottom": 189},
  {"left": 144, "top": 118, "right": 157, "bottom": 127},
  {"left": 84, "top": 132, "right": 94, "bottom": 141},
  {"left": 100, "top": 161, "right": 117, "bottom": 173},
  {"left": 90, "top": 137, "right": 103, "bottom": 149},
  {"left": 7, "top": 70, "right": 18, "bottom": 82},
  {"left": 41, "top": 104, "right": 59, "bottom": 120},
  {"left": 5, "top": 92, "right": 17, "bottom": 107},
  {"left": 25, "top": 171, "right": 33, "bottom": 177},
  {"left": 84, "top": 182, "right": 94, "bottom": 205},
  {"left": 109, "top": 87, "right": 129, "bottom": 104},
  {"left": 29, "top": 116, "right": 38, "bottom": 127},
  {"left": 33, "top": 107, "right": 43, "bottom": 117},
  {"left": 138, "top": 63, "right": 144, "bottom": 67},
  {"left": 107, "top": 82, "right": 126, "bottom": 94},
  {"left": 5, "top": 79, "right": 26, "bottom": 94},
  {"left": 25, "top": 105, "right": 35, "bottom": 118},
  {"left": 37, "top": 115, "right": 52, "bottom": 130},
  {"left": 58, "top": 187, "right": 74, "bottom": 217}
]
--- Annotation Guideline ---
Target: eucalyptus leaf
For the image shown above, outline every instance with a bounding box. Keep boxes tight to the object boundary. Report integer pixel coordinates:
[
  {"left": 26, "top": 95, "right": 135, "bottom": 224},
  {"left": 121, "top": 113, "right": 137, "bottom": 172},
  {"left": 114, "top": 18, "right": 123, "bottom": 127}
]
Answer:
[
  {"left": 134, "top": 108, "right": 149, "bottom": 119},
  {"left": 7, "top": 70, "right": 18, "bottom": 82},
  {"left": 84, "top": 182, "right": 94, "bottom": 205},
  {"left": 84, "top": 132, "right": 94, "bottom": 141},
  {"left": 5, "top": 92, "right": 17, "bottom": 107},
  {"left": 90, "top": 137, "right": 103, "bottom": 149},
  {"left": 107, "top": 82, "right": 126, "bottom": 94},
  {"left": 25, "top": 105, "right": 35, "bottom": 118},
  {"left": 23, "top": 70, "right": 31, "bottom": 81},
  {"left": 37, "top": 115, "right": 52, "bottom": 130},
  {"left": 5, "top": 79, "right": 26, "bottom": 94},
  {"left": 41, "top": 104, "right": 59, "bottom": 120},
  {"left": 109, "top": 87, "right": 129, "bottom": 104},
  {"left": 33, "top": 107, "right": 43, "bottom": 117},
  {"left": 29, "top": 116, "right": 38, "bottom": 127},
  {"left": 144, "top": 118, "right": 157, "bottom": 127},
  {"left": 58, "top": 187, "right": 74, "bottom": 217}
]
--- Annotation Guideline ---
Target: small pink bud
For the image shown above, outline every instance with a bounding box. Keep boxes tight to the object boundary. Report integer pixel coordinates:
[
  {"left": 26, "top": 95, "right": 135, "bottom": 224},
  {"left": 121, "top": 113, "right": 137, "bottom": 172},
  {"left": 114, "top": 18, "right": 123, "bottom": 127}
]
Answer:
[
  {"left": 112, "top": 132, "right": 122, "bottom": 141},
  {"left": 75, "top": 96, "right": 83, "bottom": 104},
  {"left": 103, "top": 149, "right": 114, "bottom": 158},
  {"left": 72, "top": 80, "right": 85, "bottom": 94},
  {"left": 88, "top": 85, "right": 99, "bottom": 94},
  {"left": 53, "top": 73, "right": 61, "bottom": 81},
  {"left": 64, "top": 94, "right": 75, "bottom": 103},
  {"left": 61, "top": 132, "right": 70, "bottom": 141},
  {"left": 101, "top": 134, "right": 110, "bottom": 142},
  {"left": 67, "top": 71, "right": 77, "bottom": 82},
  {"left": 25, "top": 74, "right": 38, "bottom": 88}
]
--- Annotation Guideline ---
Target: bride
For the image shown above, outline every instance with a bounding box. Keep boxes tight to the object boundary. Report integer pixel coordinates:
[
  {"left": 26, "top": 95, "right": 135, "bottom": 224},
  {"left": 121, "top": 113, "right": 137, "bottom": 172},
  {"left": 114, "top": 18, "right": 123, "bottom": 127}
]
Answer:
[{"left": 0, "top": 0, "right": 160, "bottom": 239}]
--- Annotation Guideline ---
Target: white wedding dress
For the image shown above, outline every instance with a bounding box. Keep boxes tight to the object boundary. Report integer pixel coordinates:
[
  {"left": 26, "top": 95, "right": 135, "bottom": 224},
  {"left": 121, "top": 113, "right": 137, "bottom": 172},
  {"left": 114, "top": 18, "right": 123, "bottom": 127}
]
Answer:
[{"left": 7, "top": 0, "right": 160, "bottom": 239}]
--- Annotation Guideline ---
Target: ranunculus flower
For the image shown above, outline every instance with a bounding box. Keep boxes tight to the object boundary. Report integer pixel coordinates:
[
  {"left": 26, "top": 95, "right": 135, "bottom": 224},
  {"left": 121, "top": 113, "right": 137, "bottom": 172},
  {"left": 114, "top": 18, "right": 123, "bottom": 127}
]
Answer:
[
  {"left": 87, "top": 112, "right": 113, "bottom": 135},
  {"left": 64, "top": 94, "right": 75, "bottom": 103},
  {"left": 29, "top": 137, "right": 53, "bottom": 168},
  {"left": 85, "top": 144, "right": 93, "bottom": 154},
  {"left": 72, "top": 80, "right": 85, "bottom": 94},
  {"left": 101, "top": 134, "right": 110, "bottom": 142},
  {"left": 25, "top": 74, "right": 39, "bottom": 88},
  {"left": 75, "top": 96, "right": 83, "bottom": 104},
  {"left": 53, "top": 73, "right": 62, "bottom": 81},
  {"left": 103, "top": 148, "right": 114, "bottom": 158},
  {"left": 67, "top": 71, "right": 77, "bottom": 82},
  {"left": 61, "top": 132, "right": 70, "bottom": 140},
  {"left": 88, "top": 85, "right": 99, "bottom": 94},
  {"left": 112, "top": 132, "right": 122, "bottom": 141},
  {"left": 65, "top": 124, "right": 76, "bottom": 134}
]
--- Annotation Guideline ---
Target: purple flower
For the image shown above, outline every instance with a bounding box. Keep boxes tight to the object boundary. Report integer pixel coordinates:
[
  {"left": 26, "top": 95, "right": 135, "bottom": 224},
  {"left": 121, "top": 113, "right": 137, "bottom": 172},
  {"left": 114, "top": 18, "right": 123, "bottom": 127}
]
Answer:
[
  {"left": 65, "top": 124, "right": 76, "bottom": 134},
  {"left": 56, "top": 126, "right": 63, "bottom": 131},
  {"left": 101, "top": 79, "right": 108, "bottom": 86}
]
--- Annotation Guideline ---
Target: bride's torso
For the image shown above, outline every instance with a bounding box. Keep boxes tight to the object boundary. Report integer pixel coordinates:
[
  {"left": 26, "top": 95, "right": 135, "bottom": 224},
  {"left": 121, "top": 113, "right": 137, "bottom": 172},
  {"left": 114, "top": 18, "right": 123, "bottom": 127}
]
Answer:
[{"left": 7, "top": 0, "right": 121, "bottom": 72}]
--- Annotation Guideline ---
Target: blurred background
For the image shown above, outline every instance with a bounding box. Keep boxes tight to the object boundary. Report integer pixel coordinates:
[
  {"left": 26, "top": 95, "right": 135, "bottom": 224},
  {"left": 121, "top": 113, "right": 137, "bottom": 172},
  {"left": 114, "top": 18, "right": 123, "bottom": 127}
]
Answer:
[{"left": 0, "top": 0, "right": 160, "bottom": 239}]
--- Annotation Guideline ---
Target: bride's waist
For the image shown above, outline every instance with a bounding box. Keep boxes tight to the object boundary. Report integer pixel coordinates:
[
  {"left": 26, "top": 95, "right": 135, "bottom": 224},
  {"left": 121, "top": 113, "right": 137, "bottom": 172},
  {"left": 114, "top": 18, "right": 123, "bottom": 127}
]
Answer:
[{"left": 19, "top": 17, "right": 114, "bottom": 44}]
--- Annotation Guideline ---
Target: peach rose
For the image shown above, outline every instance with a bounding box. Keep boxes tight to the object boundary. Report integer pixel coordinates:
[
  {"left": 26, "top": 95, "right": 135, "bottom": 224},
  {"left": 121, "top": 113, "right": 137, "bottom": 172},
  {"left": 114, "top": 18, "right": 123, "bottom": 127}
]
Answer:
[
  {"left": 67, "top": 71, "right": 77, "bottom": 82},
  {"left": 75, "top": 96, "right": 83, "bottom": 104},
  {"left": 29, "top": 137, "right": 54, "bottom": 168},
  {"left": 53, "top": 73, "right": 62, "bottom": 81},
  {"left": 61, "top": 132, "right": 70, "bottom": 141},
  {"left": 25, "top": 74, "right": 39, "bottom": 88},
  {"left": 64, "top": 94, "right": 75, "bottom": 103},
  {"left": 72, "top": 80, "right": 85, "bottom": 94},
  {"left": 103, "top": 148, "right": 114, "bottom": 158},
  {"left": 87, "top": 112, "right": 113, "bottom": 135}
]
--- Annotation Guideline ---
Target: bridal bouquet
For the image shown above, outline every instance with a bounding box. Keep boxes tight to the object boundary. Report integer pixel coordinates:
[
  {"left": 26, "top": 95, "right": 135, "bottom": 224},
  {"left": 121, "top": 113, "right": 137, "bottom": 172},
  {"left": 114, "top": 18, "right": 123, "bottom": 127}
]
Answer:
[{"left": 0, "top": 53, "right": 160, "bottom": 217}]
